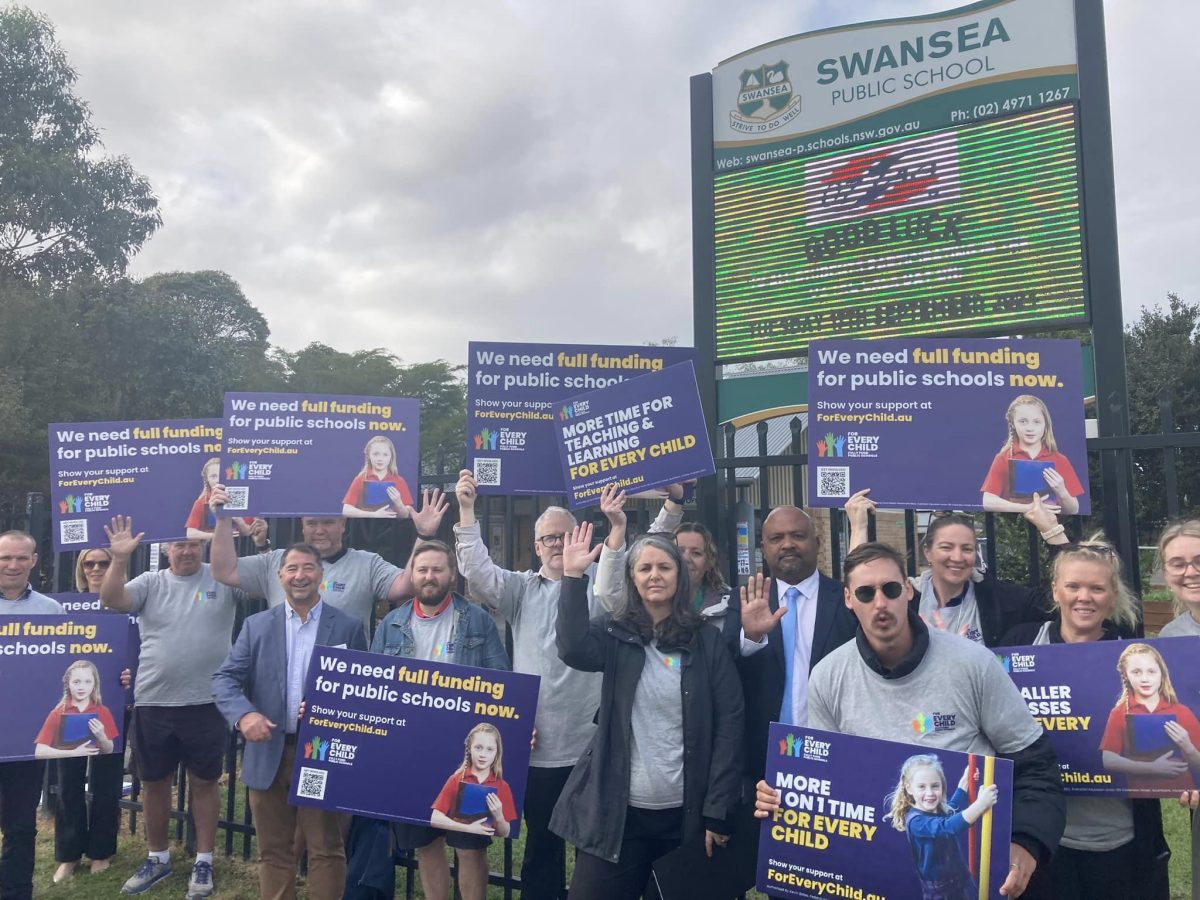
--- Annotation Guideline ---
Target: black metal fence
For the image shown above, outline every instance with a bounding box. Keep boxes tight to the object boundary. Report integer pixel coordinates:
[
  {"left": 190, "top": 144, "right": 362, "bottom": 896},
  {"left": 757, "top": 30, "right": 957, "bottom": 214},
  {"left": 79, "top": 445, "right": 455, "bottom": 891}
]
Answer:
[
  {"left": 17, "top": 412, "right": 1200, "bottom": 895},
  {"left": 21, "top": 452, "right": 657, "bottom": 898}
]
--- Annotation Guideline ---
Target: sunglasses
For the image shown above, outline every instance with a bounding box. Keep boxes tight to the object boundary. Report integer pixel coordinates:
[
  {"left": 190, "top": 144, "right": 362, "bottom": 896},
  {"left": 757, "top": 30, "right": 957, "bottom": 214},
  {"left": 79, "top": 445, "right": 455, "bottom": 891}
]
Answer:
[
  {"left": 852, "top": 581, "right": 904, "bottom": 603},
  {"left": 81, "top": 560, "right": 111, "bottom": 570}
]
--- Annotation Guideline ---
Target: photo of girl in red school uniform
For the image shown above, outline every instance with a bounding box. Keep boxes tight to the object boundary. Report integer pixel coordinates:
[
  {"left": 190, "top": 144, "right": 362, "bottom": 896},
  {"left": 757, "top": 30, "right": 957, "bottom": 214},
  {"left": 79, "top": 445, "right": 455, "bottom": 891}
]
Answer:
[
  {"left": 980, "top": 394, "right": 1084, "bottom": 516},
  {"left": 429, "top": 723, "right": 517, "bottom": 838},
  {"left": 1100, "top": 642, "right": 1200, "bottom": 795},
  {"left": 34, "top": 660, "right": 119, "bottom": 759}
]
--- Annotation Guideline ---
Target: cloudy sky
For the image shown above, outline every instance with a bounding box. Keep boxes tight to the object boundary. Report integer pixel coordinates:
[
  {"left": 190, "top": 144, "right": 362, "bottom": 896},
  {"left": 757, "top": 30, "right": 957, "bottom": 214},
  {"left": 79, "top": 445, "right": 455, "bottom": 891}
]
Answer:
[{"left": 31, "top": 0, "right": 1196, "bottom": 366}]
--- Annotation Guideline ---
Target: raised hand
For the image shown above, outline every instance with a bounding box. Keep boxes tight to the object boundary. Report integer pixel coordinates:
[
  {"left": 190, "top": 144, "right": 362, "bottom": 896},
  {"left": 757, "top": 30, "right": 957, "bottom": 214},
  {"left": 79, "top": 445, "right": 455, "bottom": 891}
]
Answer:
[
  {"left": 844, "top": 488, "right": 876, "bottom": 534},
  {"left": 249, "top": 518, "right": 269, "bottom": 545},
  {"left": 208, "top": 485, "right": 231, "bottom": 512},
  {"left": 456, "top": 469, "right": 478, "bottom": 510},
  {"left": 1022, "top": 492, "right": 1059, "bottom": 533},
  {"left": 740, "top": 573, "right": 784, "bottom": 643},
  {"left": 409, "top": 488, "right": 449, "bottom": 536},
  {"left": 562, "top": 523, "right": 602, "bottom": 578},
  {"left": 103, "top": 516, "right": 144, "bottom": 560},
  {"left": 598, "top": 484, "right": 627, "bottom": 530}
]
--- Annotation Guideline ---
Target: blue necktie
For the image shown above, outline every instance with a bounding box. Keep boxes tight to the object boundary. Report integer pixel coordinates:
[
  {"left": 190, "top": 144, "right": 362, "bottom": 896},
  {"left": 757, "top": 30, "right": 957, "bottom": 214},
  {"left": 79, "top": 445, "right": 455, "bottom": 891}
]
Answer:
[{"left": 778, "top": 586, "right": 802, "bottom": 725}]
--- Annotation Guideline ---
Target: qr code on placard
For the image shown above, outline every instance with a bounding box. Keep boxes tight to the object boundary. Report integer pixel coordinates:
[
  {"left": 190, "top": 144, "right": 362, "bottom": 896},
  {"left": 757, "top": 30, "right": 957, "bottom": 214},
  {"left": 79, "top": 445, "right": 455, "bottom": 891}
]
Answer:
[
  {"left": 816, "top": 466, "right": 850, "bottom": 499},
  {"left": 60, "top": 519, "right": 88, "bottom": 545},
  {"left": 224, "top": 487, "right": 249, "bottom": 511},
  {"left": 297, "top": 766, "right": 327, "bottom": 800},
  {"left": 474, "top": 458, "right": 501, "bottom": 487}
]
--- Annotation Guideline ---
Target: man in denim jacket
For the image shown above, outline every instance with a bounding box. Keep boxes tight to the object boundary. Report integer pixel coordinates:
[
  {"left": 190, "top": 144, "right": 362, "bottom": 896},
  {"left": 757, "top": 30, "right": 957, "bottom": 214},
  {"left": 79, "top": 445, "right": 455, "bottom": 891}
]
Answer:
[{"left": 367, "top": 540, "right": 509, "bottom": 900}]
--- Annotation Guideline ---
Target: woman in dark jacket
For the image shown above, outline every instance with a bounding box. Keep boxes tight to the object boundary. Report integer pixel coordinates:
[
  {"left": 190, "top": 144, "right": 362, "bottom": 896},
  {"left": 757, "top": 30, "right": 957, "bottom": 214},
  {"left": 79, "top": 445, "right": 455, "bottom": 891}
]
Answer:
[
  {"left": 1002, "top": 537, "right": 1169, "bottom": 900},
  {"left": 551, "top": 523, "right": 744, "bottom": 900}
]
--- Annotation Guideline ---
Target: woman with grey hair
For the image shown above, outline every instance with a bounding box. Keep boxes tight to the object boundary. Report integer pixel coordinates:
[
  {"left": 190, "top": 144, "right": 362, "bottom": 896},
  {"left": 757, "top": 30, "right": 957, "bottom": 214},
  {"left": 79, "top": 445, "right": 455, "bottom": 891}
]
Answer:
[{"left": 550, "top": 524, "right": 744, "bottom": 899}]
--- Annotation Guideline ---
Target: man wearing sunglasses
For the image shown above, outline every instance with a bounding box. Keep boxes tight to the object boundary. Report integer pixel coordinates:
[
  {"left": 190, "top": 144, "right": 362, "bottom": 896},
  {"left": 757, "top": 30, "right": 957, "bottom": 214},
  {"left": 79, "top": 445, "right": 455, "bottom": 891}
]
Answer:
[{"left": 756, "top": 542, "right": 1064, "bottom": 899}]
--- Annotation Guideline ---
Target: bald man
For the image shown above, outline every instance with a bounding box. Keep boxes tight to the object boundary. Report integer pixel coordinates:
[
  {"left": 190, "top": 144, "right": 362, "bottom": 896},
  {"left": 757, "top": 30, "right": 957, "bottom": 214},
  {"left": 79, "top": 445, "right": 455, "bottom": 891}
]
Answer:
[{"left": 736, "top": 506, "right": 858, "bottom": 779}]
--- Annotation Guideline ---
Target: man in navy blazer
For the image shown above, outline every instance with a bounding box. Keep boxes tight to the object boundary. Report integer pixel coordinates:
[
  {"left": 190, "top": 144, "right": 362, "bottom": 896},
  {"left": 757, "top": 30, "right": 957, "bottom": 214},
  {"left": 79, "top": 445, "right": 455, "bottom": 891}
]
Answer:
[
  {"left": 213, "top": 540, "right": 367, "bottom": 900},
  {"left": 736, "top": 506, "right": 858, "bottom": 780}
]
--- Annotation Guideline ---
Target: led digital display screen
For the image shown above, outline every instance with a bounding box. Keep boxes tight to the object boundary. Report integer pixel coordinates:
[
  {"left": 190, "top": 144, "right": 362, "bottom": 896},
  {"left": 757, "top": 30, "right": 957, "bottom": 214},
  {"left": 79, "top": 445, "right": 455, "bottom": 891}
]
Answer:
[{"left": 713, "top": 102, "right": 1088, "bottom": 362}]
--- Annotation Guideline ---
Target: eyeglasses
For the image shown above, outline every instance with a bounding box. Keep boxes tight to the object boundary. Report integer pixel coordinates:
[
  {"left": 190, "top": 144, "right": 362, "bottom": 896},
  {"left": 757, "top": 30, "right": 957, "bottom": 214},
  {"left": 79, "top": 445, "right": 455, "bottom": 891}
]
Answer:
[
  {"left": 852, "top": 581, "right": 904, "bottom": 603},
  {"left": 81, "top": 560, "right": 111, "bottom": 570},
  {"left": 1165, "top": 556, "right": 1200, "bottom": 576},
  {"left": 536, "top": 534, "right": 566, "bottom": 548}
]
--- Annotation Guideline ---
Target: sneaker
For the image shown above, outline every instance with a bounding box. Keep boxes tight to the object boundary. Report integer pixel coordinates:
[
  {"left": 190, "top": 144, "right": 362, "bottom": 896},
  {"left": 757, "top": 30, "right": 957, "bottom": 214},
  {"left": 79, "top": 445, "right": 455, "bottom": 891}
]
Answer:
[
  {"left": 186, "top": 860, "right": 214, "bottom": 899},
  {"left": 121, "top": 857, "right": 172, "bottom": 894}
]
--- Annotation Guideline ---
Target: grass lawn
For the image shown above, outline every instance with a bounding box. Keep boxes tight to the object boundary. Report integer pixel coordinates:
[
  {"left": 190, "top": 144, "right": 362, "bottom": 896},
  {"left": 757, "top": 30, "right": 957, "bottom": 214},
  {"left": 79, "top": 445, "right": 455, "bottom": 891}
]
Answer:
[{"left": 32, "top": 801, "right": 1195, "bottom": 898}]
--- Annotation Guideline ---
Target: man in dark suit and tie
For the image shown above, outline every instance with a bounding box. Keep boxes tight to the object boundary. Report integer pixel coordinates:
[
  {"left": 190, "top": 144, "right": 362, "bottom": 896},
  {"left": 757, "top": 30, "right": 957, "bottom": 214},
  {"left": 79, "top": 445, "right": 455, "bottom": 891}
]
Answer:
[
  {"left": 736, "top": 506, "right": 859, "bottom": 777},
  {"left": 213, "top": 539, "right": 367, "bottom": 900}
]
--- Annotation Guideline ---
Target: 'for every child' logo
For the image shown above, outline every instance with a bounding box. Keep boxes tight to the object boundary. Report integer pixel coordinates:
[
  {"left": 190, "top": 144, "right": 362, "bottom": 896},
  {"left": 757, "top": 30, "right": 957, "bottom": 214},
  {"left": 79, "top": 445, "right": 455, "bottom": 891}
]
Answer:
[{"left": 912, "top": 712, "right": 957, "bottom": 734}]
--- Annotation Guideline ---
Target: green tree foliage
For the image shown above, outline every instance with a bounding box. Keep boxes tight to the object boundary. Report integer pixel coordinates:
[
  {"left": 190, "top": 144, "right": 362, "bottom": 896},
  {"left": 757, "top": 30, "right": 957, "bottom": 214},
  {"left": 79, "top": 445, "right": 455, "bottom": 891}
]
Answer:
[
  {"left": 274, "top": 344, "right": 465, "bottom": 474},
  {"left": 0, "top": 6, "right": 161, "bottom": 284},
  {"left": 1124, "top": 293, "right": 1200, "bottom": 530}
]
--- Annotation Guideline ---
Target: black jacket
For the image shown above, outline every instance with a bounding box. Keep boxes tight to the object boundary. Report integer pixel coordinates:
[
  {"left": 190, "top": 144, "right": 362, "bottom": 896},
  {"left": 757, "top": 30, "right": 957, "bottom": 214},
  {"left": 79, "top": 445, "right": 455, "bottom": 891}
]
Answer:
[
  {"left": 736, "top": 573, "right": 858, "bottom": 780},
  {"left": 1002, "top": 618, "right": 1170, "bottom": 898},
  {"left": 549, "top": 574, "right": 745, "bottom": 863}
]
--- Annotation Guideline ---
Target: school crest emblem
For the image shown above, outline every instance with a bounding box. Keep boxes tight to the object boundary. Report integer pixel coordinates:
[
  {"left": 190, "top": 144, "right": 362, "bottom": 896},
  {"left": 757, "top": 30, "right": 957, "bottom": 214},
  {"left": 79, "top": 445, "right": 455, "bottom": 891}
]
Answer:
[{"left": 731, "top": 61, "right": 802, "bottom": 134}]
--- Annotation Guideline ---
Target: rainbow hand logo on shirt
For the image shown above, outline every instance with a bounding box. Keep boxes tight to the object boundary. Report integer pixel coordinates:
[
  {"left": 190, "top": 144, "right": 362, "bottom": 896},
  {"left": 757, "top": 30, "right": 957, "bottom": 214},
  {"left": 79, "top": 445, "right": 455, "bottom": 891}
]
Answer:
[
  {"left": 319, "top": 580, "right": 346, "bottom": 594},
  {"left": 912, "top": 712, "right": 957, "bottom": 734},
  {"left": 661, "top": 654, "right": 680, "bottom": 670},
  {"left": 193, "top": 589, "right": 217, "bottom": 602}
]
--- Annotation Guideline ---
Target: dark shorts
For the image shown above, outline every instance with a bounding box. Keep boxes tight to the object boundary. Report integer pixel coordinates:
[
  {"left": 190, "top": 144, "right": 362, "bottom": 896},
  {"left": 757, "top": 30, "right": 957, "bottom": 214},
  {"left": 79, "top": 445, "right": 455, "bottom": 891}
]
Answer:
[
  {"left": 392, "top": 821, "right": 491, "bottom": 852},
  {"left": 131, "top": 704, "right": 227, "bottom": 782}
]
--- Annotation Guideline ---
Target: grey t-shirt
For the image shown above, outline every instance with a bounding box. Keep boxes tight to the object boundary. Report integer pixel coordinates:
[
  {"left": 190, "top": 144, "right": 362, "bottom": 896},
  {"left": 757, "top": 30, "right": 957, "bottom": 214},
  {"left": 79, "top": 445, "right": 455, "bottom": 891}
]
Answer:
[
  {"left": 916, "top": 573, "right": 984, "bottom": 645},
  {"left": 810, "top": 629, "right": 1043, "bottom": 756},
  {"left": 236, "top": 547, "right": 399, "bottom": 637},
  {"left": 455, "top": 521, "right": 603, "bottom": 768},
  {"left": 628, "top": 641, "right": 685, "bottom": 809},
  {"left": 0, "top": 588, "right": 65, "bottom": 615},
  {"left": 1159, "top": 612, "right": 1200, "bottom": 638},
  {"left": 411, "top": 602, "right": 457, "bottom": 662},
  {"left": 127, "top": 564, "right": 238, "bottom": 707}
]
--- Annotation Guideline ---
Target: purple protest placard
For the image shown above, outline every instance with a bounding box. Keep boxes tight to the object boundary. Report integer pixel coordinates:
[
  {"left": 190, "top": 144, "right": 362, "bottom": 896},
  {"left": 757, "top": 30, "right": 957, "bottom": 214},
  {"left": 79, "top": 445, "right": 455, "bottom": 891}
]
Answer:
[
  {"left": 807, "top": 338, "right": 1090, "bottom": 514},
  {"left": 220, "top": 393, "right": 419, "bottom": 518},
  {"left": 289, "top": 647, "right": 539, "bottom": 836},
  {"left": 466, "top": 341, "right": 695, "bottom": 495},
  {"left": 0, "top": 614, "right": 129, "bottom": 763},
  {"left": 760, "top": 724, "right": 1013, "bottom": 900},
  {"left": 48, "top": 418, "right": 226, "bottom": 551},
  {"left": 997, "top": 636, "right": 1200, "bottom": 797},
  {"left": 555, "top": 361, "right": 715, "bottom": 509}
]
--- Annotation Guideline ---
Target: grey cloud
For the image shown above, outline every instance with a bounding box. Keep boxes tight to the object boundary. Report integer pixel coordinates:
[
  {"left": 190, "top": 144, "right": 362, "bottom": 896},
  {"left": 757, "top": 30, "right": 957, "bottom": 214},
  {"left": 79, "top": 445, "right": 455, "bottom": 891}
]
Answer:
[{"left": 30, "top": 0, "right": 1197, "bottom": 362}]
